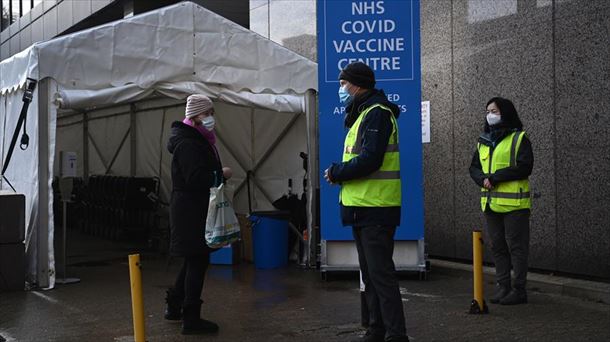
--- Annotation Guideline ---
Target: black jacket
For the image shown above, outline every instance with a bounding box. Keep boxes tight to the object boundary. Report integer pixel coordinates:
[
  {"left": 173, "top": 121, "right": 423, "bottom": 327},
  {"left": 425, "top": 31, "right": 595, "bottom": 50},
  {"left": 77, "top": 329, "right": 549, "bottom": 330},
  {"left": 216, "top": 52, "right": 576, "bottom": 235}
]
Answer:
[
  {"left": 167, "top": 122, "right": 222, "bottom": 256},
  {"left": 329, "top": 89, "right": 401, "bottom": 227},
  {"left": 469, "top": 127, "right": 534, "bottom": 189}
]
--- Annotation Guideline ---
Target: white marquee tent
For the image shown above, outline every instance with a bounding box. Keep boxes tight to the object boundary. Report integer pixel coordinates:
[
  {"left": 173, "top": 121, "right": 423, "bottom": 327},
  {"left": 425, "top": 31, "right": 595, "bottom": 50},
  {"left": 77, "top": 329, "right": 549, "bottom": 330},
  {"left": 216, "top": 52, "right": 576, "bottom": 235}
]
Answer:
[{"left": 0, "top": 2, "right": 319, "bottom": 289}]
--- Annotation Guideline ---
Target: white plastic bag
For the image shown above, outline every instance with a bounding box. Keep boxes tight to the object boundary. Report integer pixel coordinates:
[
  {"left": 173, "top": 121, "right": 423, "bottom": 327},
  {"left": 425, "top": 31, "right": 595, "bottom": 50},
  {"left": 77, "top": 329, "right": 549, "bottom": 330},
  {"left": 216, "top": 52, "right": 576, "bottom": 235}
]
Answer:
[{"left": 205, "top": 183, "right": 240, "bottom": 248}]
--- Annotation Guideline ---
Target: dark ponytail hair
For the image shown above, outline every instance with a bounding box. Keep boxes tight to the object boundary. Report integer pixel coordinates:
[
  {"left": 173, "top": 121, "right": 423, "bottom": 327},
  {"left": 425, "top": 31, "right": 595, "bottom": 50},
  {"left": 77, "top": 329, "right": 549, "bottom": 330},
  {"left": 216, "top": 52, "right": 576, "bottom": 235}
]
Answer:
[{"left": 484, "top": 97, "right": 523, "bottom": 132}]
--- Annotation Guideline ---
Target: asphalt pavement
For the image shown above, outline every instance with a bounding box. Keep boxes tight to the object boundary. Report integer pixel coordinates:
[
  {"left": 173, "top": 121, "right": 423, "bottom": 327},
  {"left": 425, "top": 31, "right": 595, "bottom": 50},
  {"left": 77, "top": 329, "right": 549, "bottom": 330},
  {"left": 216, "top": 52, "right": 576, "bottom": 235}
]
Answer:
[{"left": 1, "top": 234, "right": 609, "bottom": 342}]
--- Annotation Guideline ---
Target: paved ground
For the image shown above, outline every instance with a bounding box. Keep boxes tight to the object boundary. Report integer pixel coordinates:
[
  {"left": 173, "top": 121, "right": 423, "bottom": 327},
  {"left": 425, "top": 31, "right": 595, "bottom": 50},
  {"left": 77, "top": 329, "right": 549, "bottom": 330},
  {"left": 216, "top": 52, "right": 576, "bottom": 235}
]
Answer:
[{"left": 1, "top": 235, "right": 609, "bottom": 342}]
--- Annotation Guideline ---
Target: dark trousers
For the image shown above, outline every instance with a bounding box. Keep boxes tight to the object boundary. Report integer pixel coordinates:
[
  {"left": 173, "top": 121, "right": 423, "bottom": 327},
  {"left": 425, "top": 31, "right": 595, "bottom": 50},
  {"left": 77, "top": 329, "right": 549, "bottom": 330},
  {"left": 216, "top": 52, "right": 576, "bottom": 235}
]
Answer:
[
  {"left": 353, "top": 225, "right": 406, "bottom": 338},
  {"left": 484, "top": 209, "right": 530, "bottom": 290},
  {"left": 173, "top": 253, "right": 210, "bottom": 306}
]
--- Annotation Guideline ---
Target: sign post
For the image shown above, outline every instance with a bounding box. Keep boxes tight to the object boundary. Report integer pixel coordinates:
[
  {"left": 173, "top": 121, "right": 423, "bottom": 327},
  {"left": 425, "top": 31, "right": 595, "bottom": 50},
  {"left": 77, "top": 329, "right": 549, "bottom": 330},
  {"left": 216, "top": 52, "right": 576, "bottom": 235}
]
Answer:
[{"left": 317, "top": 0, "right": 425, "bottom": 272}]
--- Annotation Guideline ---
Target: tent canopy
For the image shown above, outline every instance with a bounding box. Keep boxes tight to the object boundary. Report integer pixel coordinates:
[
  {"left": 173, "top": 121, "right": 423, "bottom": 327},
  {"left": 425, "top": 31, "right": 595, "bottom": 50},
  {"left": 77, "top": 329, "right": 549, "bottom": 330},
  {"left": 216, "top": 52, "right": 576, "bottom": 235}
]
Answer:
[
  {"left": 0, "top": 2, "right": 318, "bottom": 289},
  {"left": 0, "top": 1, "right": 317, "bottom": 111}
]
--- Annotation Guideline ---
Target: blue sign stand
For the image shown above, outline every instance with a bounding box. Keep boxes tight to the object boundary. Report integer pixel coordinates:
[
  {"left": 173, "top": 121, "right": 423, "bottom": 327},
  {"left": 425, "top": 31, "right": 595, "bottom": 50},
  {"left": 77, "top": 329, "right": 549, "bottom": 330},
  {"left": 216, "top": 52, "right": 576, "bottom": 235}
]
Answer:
[{"left": 317, "top": 0, "right": 423, "bottom": 263}]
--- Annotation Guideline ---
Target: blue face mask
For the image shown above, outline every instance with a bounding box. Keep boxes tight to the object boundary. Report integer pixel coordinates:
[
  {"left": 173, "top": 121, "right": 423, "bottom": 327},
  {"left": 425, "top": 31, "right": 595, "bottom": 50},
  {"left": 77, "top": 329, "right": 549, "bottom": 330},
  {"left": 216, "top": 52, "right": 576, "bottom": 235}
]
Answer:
[{"left": 338, "top": 86, "right": 352, "bottom": 104}]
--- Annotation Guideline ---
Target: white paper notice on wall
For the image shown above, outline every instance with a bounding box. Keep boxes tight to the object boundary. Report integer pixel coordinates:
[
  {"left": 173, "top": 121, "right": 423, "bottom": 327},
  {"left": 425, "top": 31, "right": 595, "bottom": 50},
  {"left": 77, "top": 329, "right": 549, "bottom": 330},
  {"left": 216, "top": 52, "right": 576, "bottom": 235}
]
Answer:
[
  {"left": 421, "top": 101, "right": 430, "bottom": 143},
  {"left": 60, "top": 151, "right": 77, "bottom": 178}
]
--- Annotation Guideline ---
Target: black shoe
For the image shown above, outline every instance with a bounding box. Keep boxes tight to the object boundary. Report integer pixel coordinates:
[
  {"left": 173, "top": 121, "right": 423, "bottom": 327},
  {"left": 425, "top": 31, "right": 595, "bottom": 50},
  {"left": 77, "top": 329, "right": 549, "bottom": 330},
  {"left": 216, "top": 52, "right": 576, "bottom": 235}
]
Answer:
[
  {"left": 181, "top": 300, "right": 220, "bottom": 335},
  {"left": 351, "top": 331, "right": 385, "bottom": 342},
  {"left": 164, "top": 288, "right": 182, "bottom": 320},
  {"left": 386, "top": 335, "right": 410, "bottom": 342},
  {"left": 499, "top": 289, "right": 528, "bottom": 305},
  {"left": 490, "top": 283, "right": 511, "bottom": 304},
  {"left": 182, "top": 318, "right": 219, "bottom": 335}
]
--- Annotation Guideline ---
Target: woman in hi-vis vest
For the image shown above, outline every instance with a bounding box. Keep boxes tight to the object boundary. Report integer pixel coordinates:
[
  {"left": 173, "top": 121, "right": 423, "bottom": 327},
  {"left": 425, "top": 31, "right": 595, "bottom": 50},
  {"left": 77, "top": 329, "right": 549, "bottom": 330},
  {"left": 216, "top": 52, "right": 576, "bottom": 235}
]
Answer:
[{"left": 469, "top": 97, "right": 534, "bottom": 305}]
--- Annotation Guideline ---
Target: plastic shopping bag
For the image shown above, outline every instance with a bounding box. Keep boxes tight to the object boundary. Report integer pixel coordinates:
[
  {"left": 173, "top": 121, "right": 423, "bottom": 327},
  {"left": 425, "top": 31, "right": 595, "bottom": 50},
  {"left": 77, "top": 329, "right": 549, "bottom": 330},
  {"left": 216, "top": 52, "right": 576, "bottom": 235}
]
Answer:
[{"left": 205, "top": 183, "right": 240, "bottom": 248}]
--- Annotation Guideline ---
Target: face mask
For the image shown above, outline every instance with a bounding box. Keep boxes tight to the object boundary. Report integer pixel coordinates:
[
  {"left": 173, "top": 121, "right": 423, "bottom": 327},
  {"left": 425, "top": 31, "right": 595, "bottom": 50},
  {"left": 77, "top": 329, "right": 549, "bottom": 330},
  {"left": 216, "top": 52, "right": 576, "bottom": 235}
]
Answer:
[
  {"left": 338, "top": 85, "right": 352, "bottom": 104},
  {"left": 201, "top": 116, "right": 215, "bottom": 131},
  {"left": 486, "top": 113, "right": 501, "bottom": 126}
]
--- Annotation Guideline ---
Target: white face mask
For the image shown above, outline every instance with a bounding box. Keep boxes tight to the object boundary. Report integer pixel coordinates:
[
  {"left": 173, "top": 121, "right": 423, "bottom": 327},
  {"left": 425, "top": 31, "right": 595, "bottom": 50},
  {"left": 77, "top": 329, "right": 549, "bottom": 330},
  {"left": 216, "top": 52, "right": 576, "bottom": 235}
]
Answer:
[
  {"left": 201, "top": 116, "right": 215, "bottom": 131},
  {"left": 486, "top": 113, "right": 501, "bottom": 126},
  {"left": 338, "top": 85, "right": 352, "bottom": 104}
]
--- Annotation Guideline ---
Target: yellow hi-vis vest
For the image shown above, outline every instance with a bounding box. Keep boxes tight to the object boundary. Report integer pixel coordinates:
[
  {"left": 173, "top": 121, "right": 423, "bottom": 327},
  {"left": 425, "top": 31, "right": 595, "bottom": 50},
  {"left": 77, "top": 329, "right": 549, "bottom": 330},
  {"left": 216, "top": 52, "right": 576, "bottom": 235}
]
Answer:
[
  {"left": 479, "top": 131, "right": 531, "bottom": 213},
  {"left": 340, "top": 104, "right": 401, "bottom": 207}
]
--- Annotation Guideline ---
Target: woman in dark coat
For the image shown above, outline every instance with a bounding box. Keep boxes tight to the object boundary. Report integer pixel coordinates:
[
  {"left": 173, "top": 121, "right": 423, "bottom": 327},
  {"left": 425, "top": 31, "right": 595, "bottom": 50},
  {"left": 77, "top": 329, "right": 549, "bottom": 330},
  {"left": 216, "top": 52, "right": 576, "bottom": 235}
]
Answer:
[
  {"left": 469, "top": 97, "right": 533, "bottom": 306},
  {"left": 165, "top": 94, "right": 231, "bottom": 335}
]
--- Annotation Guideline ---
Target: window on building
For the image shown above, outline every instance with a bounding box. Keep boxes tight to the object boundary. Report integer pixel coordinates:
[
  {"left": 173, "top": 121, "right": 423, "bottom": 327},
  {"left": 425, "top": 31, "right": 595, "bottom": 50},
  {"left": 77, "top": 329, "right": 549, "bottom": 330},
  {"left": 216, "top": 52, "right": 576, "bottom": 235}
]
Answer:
[
  {"left": 2, "top": 0, "right": 36, "bottom": 32},
  {"left": 10, "top": 0, "right": 19, "bottom": 24},
  {"left": 1, "top": 0, "right": 9, "bottom": 31},
  {"left": 22, "top": 0, "right": 32, "bottom": 16}
]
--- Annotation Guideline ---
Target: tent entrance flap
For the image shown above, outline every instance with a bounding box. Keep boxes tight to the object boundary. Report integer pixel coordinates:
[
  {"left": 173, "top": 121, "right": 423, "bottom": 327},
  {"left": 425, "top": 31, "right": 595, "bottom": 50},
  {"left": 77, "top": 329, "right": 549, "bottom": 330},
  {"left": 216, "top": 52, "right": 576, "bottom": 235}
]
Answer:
[
  {"left": 1, "top": 78, "right": 37, "bottom": 192},
  {"left": 304, "top": 89, "right": 318, "bottom": 268}
]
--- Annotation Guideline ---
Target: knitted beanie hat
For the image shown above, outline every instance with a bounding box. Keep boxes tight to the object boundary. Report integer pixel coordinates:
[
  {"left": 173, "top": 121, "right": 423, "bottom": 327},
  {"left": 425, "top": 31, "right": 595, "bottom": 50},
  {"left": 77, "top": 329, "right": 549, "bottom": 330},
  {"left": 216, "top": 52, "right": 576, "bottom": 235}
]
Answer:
[
  {"left": 185, "top": 94, "right": 213, "bottom": 118},
  {"left": 338, "top": 62, "right": 376, "bottom": 89}
]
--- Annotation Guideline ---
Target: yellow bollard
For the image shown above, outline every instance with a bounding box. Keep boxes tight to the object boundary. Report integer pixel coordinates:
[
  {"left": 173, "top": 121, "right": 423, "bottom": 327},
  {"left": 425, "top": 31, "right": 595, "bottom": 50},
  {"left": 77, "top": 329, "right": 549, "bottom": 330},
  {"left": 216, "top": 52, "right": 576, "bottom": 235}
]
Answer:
[
  {"left": 129, "top": 254, "right": 147, "bottom": 342},
  {"left": 469, "top": 231, "right": 489, "bottom": 314}
]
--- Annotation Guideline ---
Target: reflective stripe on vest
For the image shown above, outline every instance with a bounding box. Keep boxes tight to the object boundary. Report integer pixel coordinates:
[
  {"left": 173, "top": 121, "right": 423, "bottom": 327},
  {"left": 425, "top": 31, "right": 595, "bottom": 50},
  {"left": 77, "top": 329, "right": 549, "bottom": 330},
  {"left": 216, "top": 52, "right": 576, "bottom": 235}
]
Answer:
[
  {"left": 478, "top": 131, "right": 531, "bottom": 213},
  {"left": 340, "top": 103, "right": 401, "bottom": 207},
  {"left": 480, "top": 191, "right": 531, "bottom": 199}
]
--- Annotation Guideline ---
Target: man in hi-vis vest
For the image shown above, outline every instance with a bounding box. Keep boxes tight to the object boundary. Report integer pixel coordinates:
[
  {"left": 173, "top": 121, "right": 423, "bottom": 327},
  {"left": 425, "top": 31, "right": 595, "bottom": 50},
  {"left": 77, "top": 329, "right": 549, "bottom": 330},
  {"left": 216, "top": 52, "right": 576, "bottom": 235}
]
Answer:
[{"left": 324, "top": 62, "right": 409, "bottom": 342}]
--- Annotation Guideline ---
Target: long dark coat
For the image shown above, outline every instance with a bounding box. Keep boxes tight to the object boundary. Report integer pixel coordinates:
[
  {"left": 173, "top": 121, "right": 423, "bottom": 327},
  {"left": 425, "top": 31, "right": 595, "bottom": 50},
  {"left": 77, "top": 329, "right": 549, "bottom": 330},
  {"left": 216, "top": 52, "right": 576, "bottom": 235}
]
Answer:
[{"left": 167, "top": 121, "right": 222, "bottom": 256}]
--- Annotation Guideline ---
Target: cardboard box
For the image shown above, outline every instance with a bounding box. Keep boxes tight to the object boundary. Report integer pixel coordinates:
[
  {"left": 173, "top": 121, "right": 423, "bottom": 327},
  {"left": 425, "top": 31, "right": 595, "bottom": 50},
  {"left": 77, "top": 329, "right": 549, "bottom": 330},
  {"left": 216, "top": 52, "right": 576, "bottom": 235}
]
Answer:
[{"left": 237, "top": 214, "right": 253, "bottom": 263}]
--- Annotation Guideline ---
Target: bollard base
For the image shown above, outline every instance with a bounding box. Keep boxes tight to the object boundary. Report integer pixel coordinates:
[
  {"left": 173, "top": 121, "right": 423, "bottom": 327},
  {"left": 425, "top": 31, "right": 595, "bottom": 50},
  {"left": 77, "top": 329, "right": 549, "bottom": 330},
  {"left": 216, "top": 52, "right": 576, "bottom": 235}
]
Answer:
[{"left": 469, "top": 299, "right": 489, "bottom": 314}]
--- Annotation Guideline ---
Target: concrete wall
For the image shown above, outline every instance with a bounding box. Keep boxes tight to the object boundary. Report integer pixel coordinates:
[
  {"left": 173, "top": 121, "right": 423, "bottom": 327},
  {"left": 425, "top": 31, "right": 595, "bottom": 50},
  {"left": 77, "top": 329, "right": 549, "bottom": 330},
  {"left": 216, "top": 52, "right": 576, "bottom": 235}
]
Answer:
[
  {"left": 421, "top": 0, "right": 609, "bottom": 279},
  {"left": 250, "top": 0, "right": 610, "bottom": 279}
]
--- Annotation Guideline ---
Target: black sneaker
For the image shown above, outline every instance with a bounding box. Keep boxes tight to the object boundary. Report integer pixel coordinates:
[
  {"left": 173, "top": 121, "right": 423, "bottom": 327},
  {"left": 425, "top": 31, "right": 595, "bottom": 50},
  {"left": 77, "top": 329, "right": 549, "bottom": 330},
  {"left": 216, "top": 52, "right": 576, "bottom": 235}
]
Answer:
[
  {"left": 351, "top": 331, "right": 385, "bottom": 342},
  {"left": 181, "top": 318, "right": 219, "bottom": 335},
  {"left": 181, "top": 300, "right": 219, "bottom": 335},
  {"left": 499, "top": 289, "right": 528, "bottom": 305},
  {"left": 490, "top": 283, "right": 511, "bottom": 304}
]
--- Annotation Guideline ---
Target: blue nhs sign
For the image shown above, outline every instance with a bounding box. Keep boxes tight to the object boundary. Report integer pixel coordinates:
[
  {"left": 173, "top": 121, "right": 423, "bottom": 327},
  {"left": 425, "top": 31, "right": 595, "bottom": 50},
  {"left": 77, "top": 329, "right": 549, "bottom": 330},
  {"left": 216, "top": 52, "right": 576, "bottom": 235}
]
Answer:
[
  {"left": 317, "top": 0, "right": 423, "bottom": 241},
  {"left": 322, "top": 0, "right": 415, "bottom": 82}
]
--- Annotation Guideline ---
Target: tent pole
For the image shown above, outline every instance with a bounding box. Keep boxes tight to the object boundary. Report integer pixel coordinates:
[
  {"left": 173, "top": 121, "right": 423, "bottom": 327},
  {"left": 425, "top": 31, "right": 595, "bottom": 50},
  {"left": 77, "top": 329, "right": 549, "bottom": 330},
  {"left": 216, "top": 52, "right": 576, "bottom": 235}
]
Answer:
[
  {"left": 304, "top": 89, "right": 318, "bottom": 268},
  {"left": 83, "top": 112, "right": 89, "bottom": 182},
  {"left": 250, "top": 108, "right": 255, "bottom": 208},
  {"left": 130, "top": 104, "right": 136, "bottom": 177},
  {"left": 55, "top": 97, "right": 186, "bottom": 120},
  {"left": 36, "top": 78, "right": 50, "bottom": 288},
  {"left": 158, "top": 110, "right": 167, "bottom": 184}
]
